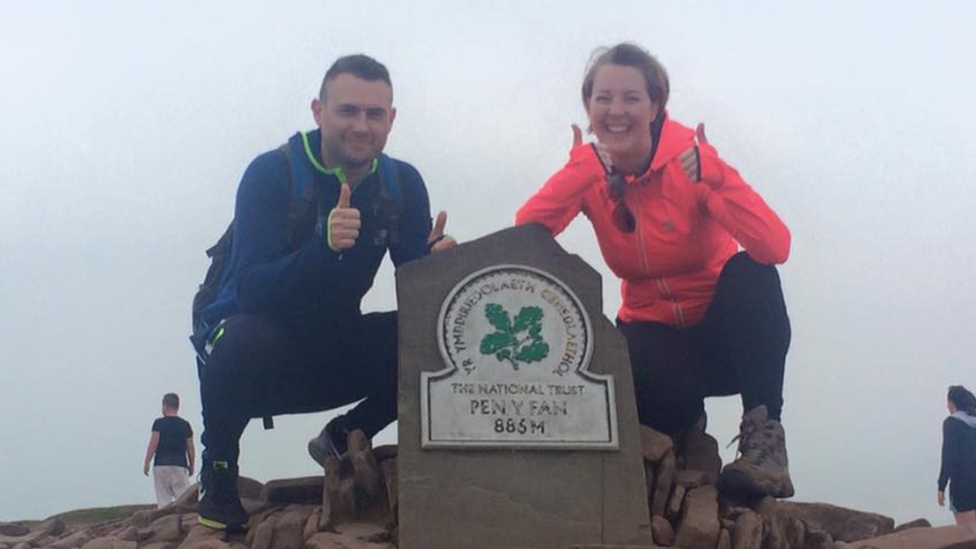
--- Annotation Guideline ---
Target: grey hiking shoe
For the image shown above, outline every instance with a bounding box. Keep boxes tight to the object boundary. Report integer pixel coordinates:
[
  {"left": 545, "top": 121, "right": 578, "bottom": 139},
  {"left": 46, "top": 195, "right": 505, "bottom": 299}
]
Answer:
[
  {"left": 719, "top": 405, "right": 795, "bottom": 499},
  {"left": 308, "top": 418, "right": 349, "bottom": 468}
]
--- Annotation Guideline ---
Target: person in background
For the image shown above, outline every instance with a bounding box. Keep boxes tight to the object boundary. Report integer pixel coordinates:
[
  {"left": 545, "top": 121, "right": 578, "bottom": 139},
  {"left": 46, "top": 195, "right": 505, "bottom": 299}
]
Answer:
[
  {"left": 516, "top": 42, "right": 793, "bottom": 499},
  {"left": 143, "top": 393, "right": 194, "bottom": 508},
  {"left": 939, "top": 385, "right": 976, "bottom": 531}
]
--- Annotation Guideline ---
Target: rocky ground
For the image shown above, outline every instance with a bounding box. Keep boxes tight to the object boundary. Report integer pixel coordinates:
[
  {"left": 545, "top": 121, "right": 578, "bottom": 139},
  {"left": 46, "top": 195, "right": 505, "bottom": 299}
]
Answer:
[{"left": 2, "top": 428, "right": 973, "bottom": 549}]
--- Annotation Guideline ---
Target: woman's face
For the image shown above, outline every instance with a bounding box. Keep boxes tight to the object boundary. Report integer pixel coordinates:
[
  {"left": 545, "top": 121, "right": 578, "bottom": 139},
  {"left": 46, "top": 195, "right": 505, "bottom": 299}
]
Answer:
[
  {"left": 586, "top": 64, "right": 659, "bottom": 171},
  {"left": 949, "top": 399, "right": 958, "bottom": 414}
]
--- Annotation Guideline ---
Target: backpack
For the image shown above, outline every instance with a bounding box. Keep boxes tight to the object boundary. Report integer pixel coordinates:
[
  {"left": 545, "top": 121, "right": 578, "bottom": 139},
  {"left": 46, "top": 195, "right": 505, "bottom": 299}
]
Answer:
[{"left": 190, "top": 140, "right": 402, "bottom": 350}]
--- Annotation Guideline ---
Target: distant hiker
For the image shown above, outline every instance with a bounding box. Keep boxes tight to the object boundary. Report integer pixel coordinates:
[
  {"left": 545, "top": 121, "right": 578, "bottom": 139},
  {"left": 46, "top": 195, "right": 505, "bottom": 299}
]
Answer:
[
  {"left": 939, "top": 385, "right": 976, "bottom": 530},
  {"left": 191, "top": 53, "right": 456, "bottom": 531},
  {"left": 516, "top": 42, "right": 794, "bottom": 499},
  {"left": 143, "top": 393, "right": 195, "bottom": 509}
]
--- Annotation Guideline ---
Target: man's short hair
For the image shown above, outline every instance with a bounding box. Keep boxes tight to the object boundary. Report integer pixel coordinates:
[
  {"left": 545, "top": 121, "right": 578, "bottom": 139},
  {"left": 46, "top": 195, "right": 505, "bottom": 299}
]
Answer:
[
  {"left": 162, "top": 393, "right": 180, "bottom": 410},
  {"left": 319, "top": 54, "right": 392, "bottom": 100}
]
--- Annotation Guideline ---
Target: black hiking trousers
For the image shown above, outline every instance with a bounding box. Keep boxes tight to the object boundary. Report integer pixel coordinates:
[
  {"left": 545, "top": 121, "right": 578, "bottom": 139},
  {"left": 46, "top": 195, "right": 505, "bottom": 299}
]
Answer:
[
  {"left": 617, "top": 252, "right": 791, "bottom": 439},
  {"left": 197, "top": 311, "right": 398, "bottom": 465}
]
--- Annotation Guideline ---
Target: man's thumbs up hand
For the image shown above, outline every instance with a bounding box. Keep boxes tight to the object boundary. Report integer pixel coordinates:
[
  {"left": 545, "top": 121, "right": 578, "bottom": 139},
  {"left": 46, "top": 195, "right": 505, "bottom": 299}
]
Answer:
[
  {"left": 428, "top": 211, "right": 457, "bottom": 254},
  {"left": 328, "top": 184, "right": 361, "bottom": 252}
]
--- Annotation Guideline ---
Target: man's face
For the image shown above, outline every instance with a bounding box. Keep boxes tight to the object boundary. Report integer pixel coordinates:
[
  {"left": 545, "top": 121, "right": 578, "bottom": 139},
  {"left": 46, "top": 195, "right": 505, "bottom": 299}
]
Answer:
[{"left": 312, "top": 73, "right": 396, "bottom": 169}]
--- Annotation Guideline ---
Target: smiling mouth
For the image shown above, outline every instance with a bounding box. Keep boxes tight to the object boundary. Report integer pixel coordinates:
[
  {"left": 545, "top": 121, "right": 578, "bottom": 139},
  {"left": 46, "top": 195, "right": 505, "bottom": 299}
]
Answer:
[{"left": 605, "top": 124, "right": 630, "bottom": 134}]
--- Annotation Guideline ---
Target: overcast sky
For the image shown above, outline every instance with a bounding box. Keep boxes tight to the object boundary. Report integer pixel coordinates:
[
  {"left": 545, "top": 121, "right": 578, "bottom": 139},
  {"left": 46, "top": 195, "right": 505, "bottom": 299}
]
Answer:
[{"left": 1, "top": 0, "right": 974, "bottom": 526}]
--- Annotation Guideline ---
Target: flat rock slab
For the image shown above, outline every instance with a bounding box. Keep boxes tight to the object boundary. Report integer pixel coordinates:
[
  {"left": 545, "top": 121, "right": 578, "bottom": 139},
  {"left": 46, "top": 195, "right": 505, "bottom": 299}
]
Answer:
[
  {"left": 262, "top": 477, "right": 324, "bottom": 504},
  {"left": 840, "top": 525, "right": 976, "bottom": 549},
  {"left": 761, "top": 499, "right": 894, "bottom": 542}
]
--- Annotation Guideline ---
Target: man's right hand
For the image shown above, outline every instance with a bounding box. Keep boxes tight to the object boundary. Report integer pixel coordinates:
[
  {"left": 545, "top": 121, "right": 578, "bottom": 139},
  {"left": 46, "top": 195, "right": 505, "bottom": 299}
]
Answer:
[
  {"left": 328, "top": 184, "right": 361, "bottom": 252},
  {"left": 571, "top": 124, "right": 612, "bottom": 173}
]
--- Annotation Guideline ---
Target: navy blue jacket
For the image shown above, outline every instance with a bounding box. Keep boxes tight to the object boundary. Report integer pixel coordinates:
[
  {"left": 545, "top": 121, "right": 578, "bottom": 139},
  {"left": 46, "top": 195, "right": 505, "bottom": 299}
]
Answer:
[{"left": 200, "top": 130, "right": 432, "bottom": 328}]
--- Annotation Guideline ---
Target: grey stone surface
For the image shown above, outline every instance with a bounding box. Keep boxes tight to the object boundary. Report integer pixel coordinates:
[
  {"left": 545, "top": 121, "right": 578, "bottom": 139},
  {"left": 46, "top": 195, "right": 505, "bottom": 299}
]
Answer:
[
  {"left": 673, "top": 486, "right": 720, "bottom": 549},
  {"left": 841, "top": 525, "right": 976, "bottom": 549},
  {"left": 893, "top": 518, "right": 932, "bottom": 532},
  {"left": 640, "top": 426, "right": 674, "bottom": 463},
  {"left": 652, "top": 451, "right": 677, "bottom": 518},
  {"left": 397, "top": 225, "right": 652, "bottom": 549},
  {"left": 731, "top": 510, "right": 762, "bottom": 549},
  {"left": 758, "top": 499, "right": 894, "bottom": 543},
  {"left": 261, "top": 477, "right": 323, "bottom": 504},
  {"left": 650, "top": 516, "right": 674, "bottom": 547},
  {"left": 717, "top": 528, "right": 732, "bottom": 549},
  {"left": 681, "top": 430, "right": 721, "bottom": 486},
  {"left": 674, "top": 469, "right": 706, "bottom": 489},
  {"left": 0, "top": 525, "right": 28, "bottom": 538},
  {"left": 48, "top": 530, "right": 93, "bottom": 549},
  {"left": 666, "top": 484, "right": 686, "bottom": 522}
]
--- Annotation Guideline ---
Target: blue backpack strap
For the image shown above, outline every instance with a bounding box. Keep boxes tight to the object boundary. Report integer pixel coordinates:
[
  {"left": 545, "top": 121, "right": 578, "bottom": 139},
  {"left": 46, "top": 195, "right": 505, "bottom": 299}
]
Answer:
[
  {"left": 376, "top": 154, "right": 402, "bottom": 244},
  {"left": 377, "top": 154, "right": 400, "bottom": 205}
]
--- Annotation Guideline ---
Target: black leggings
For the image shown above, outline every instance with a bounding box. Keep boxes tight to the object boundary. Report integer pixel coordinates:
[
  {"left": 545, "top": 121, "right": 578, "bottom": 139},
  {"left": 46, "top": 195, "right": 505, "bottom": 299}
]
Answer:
[
  {"left": 617, "top": 253, "right": 791, "bottom": 438},
  {"left": 197, "top": 312, "right": 398, "bottom": 464}
]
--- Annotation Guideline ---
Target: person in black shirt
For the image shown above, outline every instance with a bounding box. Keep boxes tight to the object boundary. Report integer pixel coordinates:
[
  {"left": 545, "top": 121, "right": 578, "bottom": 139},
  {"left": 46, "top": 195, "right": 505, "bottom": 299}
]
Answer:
[
  {"left": 939, "top": 385, "right": 976, "bottom": 531},
  {"left": 143, "top": 393, "right": 195, "bottom": 508}
]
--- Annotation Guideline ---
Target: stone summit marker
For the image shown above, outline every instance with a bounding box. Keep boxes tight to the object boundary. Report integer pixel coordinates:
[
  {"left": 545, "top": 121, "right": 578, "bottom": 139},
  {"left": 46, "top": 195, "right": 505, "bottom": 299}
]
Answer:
[{"left": 397, "top": 225, "right": 652, "bottom": 549}]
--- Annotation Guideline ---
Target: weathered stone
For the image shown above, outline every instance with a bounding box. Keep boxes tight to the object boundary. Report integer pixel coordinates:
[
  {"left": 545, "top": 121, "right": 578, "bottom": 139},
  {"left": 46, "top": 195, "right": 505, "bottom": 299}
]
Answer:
[
  {"left": 841, "top": 525, "right": 976, "bottom": 549},
  {"left": 11, "top": 542, "right": 29, "bottom": 549},
  {"left": 396, "top": 226, "right": 653, "bottom": 549},
  {"left": 666, "top": 484, "right": 686, "bottom": 522},
  {"left": 652, "top": 450, "right": 677, "bottom": 517},
  {"left": 674, "top": 485, "right": 720, "bottom": 549},
  {"left": 732, "top": 509, "right": 762, "bottom": 549},
  {"left": 717, "top": 528, "right": 732, "bottom": 549},
  {"left": 248, "top": 512, "right": 278, "bottom": 549},
  {"left": 0, "top": 525, "right": 29, "bottom": 538},
  {"left": 351, "top": 450, "right": 382, "bottom": 500},
  {"left": 79, "top": 537, "right": 136, "bottom": 549},
  {"left": 893, "top": 518, "right": 932, "bottom": 533},
  {"left": 380, "top": 459, "right": 398, "bottom": 525},
  {"left": 304, "top": 508, "right": 322, "bottom": 541},
  {"left": 140, "top": 543, "right": 178, "bottom": 549},
  {"left": 681, "top": 429, "right": 721, "bottom": 486},
  {"left": 372, "top": 445, "right": 398, "bottom": 463},
  {"left": 650, "top": 516, "right": 674, "bottom": 547},
  {"left": 640, "top": 426, "right": 674, "bottom": 463},
  {"left": 566, "top": 545, "right": 661, "bottom": 549},
  {"left": 675, "top": 469, "right": 707, "bottom": 489},
  {"left": 720, "top": 518, "right": 736, "bottom": 531},
  {"left": 347, "top": 430, "right": 371, "bottom": 454},
  {"left": 117, "top": 526, "right": 153, "bottom": 543},
  {"left": 303, "top": 531, "right": 395, "bottom": 549},
  {"left": 147, "top": 514, "right": 184, "bottom": 542},
  {"left": 320, "top": 456, "right": 344, "bottom": 531},
  {"left": 758, "top": 500, "right": 894, "bottom": 543},
  {"left": 786, "top": 516, "right": 806, "bottom": 547},
  {"left": 237, "top": 477, "right": 265, "bottom": 501},
  {"left": 262, "top": 477, "right": 324, "bottom": 504},
  {"left": 47, "top": 530, "right": 92, "bottom": 549},
  {"left": 804, "top": 529, "right": 834, "bottom": 549},
  {"left": 180, "top": 515, "right": 198, "bottom": 536},
  {"left": 177, "top": 524, "right": 247, "bottom": 549},
  {"left": 334, "top": 523, "right": 390, "bottom": 544},
  {"left": 269, "top": 505, "right": 314, "bottom": 549},
  {"left": 173, "top": 484, "right": 200, "bottom": 509},
  {"left": 643, "top": 461, "right": 656, "bottom": 505}
]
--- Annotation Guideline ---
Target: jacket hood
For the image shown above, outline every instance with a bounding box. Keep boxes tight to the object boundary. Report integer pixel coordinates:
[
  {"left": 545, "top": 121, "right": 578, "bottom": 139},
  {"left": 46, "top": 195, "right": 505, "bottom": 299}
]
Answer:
[
  {"left": 648, "top": 114, "right": 696, "bottom": 173},
  {"left": 950, "top": 411, "right": 976, "bottom": 428}
]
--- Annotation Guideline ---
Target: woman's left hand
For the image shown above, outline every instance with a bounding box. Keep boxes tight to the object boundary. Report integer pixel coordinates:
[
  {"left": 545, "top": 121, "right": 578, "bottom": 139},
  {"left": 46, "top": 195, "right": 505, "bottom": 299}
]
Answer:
[
  {"left": 679, "top": 123, "right": 708, "bottom": 182},
  {"left": 938, "top": 491, "right": 945, "bottom": 507}
]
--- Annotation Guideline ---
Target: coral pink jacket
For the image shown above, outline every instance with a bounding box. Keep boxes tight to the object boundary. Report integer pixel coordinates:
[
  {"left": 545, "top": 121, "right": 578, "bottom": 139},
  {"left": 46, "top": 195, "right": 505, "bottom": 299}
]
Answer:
[{"left": 516, "top": 117, "right": 790, "bottom": 327}]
